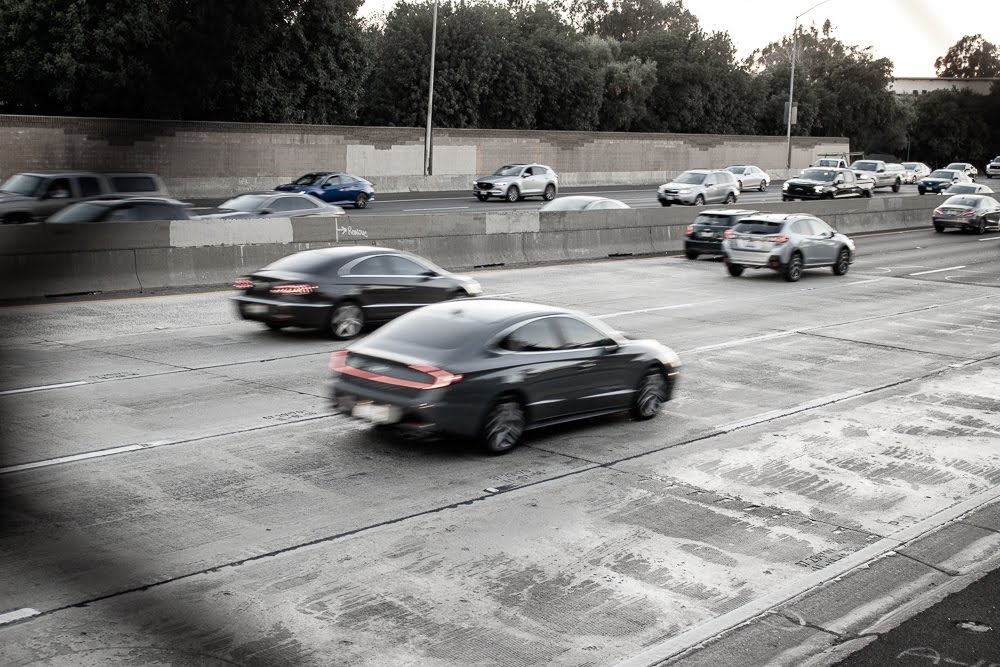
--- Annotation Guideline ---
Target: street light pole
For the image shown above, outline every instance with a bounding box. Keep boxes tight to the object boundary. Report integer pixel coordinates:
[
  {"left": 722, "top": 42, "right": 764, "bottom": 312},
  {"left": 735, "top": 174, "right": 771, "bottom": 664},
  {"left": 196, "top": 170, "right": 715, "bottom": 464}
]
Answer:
[
  {"left": 423, "top": 0, "right": 439, "bottom": 177},
  {"left": 785, "top": 0, "right": 833, "bottom": 172}
]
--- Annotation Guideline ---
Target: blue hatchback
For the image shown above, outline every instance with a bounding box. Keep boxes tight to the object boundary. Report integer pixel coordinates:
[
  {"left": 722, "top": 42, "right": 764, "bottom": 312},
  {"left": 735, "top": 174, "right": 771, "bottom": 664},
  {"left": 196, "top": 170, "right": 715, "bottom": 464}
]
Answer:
[{"left": 275, "top": 172, "right": 376, "bottom": 209}]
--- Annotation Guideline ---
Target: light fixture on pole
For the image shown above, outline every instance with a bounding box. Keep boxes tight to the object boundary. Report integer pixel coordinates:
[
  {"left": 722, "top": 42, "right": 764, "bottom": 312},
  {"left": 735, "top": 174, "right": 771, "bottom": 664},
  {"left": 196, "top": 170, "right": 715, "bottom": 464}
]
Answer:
[
  {"left": 785, "top": 0, "right": 833, "bottom": 172},
  {"left": 423, "top": 0, "right": 439, "bottom": 177}
]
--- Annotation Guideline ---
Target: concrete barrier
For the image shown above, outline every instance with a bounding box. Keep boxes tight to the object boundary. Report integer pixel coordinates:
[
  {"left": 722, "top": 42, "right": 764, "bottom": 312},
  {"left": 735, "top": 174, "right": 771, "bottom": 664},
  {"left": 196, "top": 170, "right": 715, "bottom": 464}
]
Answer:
[{"left": 0, "top": 196, "right": 940, "bottom": 301}]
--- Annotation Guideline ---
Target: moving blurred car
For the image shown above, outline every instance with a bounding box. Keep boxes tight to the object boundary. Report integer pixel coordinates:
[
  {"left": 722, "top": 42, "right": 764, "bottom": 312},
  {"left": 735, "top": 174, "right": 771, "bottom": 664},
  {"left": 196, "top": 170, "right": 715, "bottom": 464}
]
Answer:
[
  {"left": 231, "top": 246, "right": 481, "bottom": 339},
  {"left": 658, "top": 169, "right": 739, "bottom": 206},
  {"left": 901, "top": 162, "right": 931, "bottom": 184},
  {"left": 330, "top": 298, "right": 681, "bottom": 454},
  {"left": 46, "top": 197, "right": 191, "bottom": 223},
  {"left": 725, "top": 165, "right": 770, "bottom": 192},
  {"left": 684, "top": 209, "right": 759, "bottom": 259},
  {"left": 473, "top": 164, "right": 558, "bottom": 202},
  {"left": 918, "top": 169, "right": 970, "bottom": 194},
  {"left": 932, "top": 195, "right": 1000, "bottom": 234},
  {"left": 944, "top": 162, "right": 978, "bottom": 181},
  {"left": 275, "top": 172, "right": 375, "bottom": 209},
  {"left": 782, "top": 167, "right": 869, "bottom": 201},
  {"left": 539, "top": 196, "right": 629, "bottom": 211},
  {"left": 986, "top": 156, "right": 1000, "bottom": 179},
  {"left": 941, "top": 183, "right": 994, "bottom": 195},
  {"left": 722, "top": 213, "right": 855, "bottom": 282},
  {"left": 0, "top": 170, "right": 168, "bottom": 224},
  {"left": 196, "top": 192, "right": 344, "bottom": 219}
]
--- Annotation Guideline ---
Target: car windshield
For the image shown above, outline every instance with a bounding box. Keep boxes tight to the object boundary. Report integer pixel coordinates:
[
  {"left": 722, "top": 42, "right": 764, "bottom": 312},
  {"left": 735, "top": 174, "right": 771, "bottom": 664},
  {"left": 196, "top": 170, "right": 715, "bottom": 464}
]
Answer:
[
  {"left": 942, "top": 196, "right": 981, "bottom": 208},
  {"left": 734, "top": 220, "right": 785, "bottom": 234},
  {"left": 47, "top": 202, "right": 109, "bottom": 223},
  {"left": 673, "top": 171, "right": 707, "bottom": 185},
  {"left": 944, "top": 163, "right": 965, "bottom": 170},
  {"left": 726, "top": 167, "right": 745, "bottom": 174},
  {"left": 801, "top": 169, "right": 835, "bottom": 181},
  {"left": 902, "top": 163, "right": 919, "bottom": 169},
  {"left": 0, "top": 174, "right": 44, "bottom": 196},
  {"left": 851, "top": 161, "right": 877, "bottom": 171},
  {"left": 929, "top": 170, "right": 956, "bottom": 179},
  {"left": 492, "top": 165, "right": 523, "bottom": 177},
  {"left": 292, "top": 174, "right": 324, "bottom": 185},
  {"left": 220, "top": 195, "right": 269, "bottom": 212}
]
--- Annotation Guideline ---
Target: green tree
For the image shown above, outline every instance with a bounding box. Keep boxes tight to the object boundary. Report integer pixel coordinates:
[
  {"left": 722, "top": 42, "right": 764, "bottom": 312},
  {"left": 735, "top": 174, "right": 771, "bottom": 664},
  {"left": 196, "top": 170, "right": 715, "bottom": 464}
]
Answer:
[
  {"left": 934, "top": 34, "right": 1000, "bottom": 78},
  {"left": 908, "top": 89, "right": 992, "bottom": 167}
]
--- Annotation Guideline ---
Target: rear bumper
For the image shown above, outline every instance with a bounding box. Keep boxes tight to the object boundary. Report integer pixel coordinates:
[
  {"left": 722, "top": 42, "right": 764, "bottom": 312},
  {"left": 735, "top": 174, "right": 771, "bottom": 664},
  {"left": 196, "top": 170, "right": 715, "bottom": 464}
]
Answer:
[
  {"left": 331, "top": 378, "right": 479, "bottom": 438},
  {"left": 231, "top": 296, "right": 331, "bottom": 328},
  {"left": 725, "top": 249, "right": 783, "bottom": 269},
  {"left": 685, "top": 239, "right": 724, "bottom": 253},
  {"left": 933, "top": 217, "right": 980, "bottom": 230}
]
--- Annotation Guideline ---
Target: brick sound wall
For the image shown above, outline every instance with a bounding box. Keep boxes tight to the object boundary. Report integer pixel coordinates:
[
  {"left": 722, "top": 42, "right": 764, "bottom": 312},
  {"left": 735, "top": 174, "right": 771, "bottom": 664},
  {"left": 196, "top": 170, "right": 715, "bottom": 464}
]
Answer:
[{"left": 0, "top": 115, "right": 849, "bottom": 198}]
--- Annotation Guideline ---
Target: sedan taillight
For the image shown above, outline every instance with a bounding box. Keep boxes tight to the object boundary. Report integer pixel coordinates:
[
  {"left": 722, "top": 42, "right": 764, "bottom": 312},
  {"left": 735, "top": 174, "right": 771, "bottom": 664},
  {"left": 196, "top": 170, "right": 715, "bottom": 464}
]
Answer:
[
  {"left": 233, "top": 278, "right": 253, "bottom": 289},
  {"left": 724, "top": 228, "right": 735, "bottom": 239},
  {"left": 270, "top": 283, "right": 318, "bottom": 295},
  {"left": 933, "top": 208, "right": 943, "bottom": 215},
  {"left": 960, "top": 210, "right": 976, "bottom": 217},
  {"left": 685, "top": 224, "right": 694, "bottom": 237},
  {"left": 329, "top": 351, "right": 462, "bottom": 390}
]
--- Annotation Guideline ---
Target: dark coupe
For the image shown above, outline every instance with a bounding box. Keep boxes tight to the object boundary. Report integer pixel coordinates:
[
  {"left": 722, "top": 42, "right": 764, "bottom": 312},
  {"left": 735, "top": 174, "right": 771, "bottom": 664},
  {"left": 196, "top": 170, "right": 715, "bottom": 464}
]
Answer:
[
  {"left": 232, "top": 246, "right": 482, "bottom": 339},
  {"left": 684, "top": 209, "right": 759, "bottom": 259},
  {"left": 330, "top": 299, "right": 681, "bottom": 454},
  {"left": 932, "top": 195, "right": 1000, "bottom": 234}
]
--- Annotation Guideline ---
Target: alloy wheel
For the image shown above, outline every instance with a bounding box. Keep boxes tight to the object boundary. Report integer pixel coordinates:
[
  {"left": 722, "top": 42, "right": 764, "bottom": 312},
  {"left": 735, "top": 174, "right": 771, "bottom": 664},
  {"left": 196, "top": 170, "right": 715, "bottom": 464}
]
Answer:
[
  {"left": 631, "top": 368, "right": 666, "bottom": 420},
  {"left": 482, "top": 399, "right": 525, "bottom": 454},
  {"left": 330, "top": 303, "right": 364, "bottom": 339},
  {"left": 784, "top": 254, "right": 803, "bottom": 282},
  {"left": 833, "top": 248, "right": 850, "bottom": 275}
]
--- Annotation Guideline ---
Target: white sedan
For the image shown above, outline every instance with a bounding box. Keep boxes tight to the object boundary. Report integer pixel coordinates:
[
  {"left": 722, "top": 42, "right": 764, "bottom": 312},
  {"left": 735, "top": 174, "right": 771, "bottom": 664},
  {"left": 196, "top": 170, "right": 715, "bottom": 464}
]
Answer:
[{"left": 725, "top": 165, "right": 770, "bottom": 192}]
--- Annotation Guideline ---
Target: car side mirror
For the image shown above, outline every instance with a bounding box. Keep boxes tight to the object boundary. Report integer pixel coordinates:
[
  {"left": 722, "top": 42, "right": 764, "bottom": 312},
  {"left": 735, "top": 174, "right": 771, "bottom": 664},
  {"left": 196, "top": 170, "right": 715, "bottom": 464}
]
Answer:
[
  {"left": 322, "top": 183, "right": 331, "bottom": 188},
  {"left": 259, "top": 209, "right": 272, "bottom": 215},
  {"left": 877, "top": 167, "right": 885, "bottom": 173},
  {"left": 602, "top": 341, "right": 620, "bottom": 354}
]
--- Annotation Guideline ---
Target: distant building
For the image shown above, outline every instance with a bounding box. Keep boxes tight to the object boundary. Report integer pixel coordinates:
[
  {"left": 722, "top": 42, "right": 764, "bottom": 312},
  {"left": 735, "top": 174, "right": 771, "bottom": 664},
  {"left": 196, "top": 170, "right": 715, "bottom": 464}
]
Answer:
[{"left": 889, "top": 77, "right": 998, "bottom": 96}]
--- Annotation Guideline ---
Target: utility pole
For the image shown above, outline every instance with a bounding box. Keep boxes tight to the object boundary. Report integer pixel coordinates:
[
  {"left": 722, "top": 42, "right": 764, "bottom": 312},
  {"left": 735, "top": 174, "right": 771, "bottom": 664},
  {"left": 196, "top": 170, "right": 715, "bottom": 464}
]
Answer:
[{"left": 423, "top": 0, "right": 439, "bottom": 177}]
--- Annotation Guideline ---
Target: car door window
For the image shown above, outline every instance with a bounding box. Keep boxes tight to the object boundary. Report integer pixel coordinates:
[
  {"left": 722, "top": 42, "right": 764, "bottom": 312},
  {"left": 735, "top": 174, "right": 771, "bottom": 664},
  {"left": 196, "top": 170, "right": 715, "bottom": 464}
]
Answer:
[
  {"left": 534, "top": 167, "right": 548, "bottom": 176},
  {"left": 107, "top": 206, "right": 137, "bottom": 221},
  {"left": 553, "top": 317, "right": 612, "bottom": 349},
  {"left": 523, "top": 167, "right": 533, "bottom": 177},
  {"left": 809, "top": 218, "right": 833, "bottom": 235},
  {"left": 77, "top": 177, "right": 101, "bottom": 197},
  {"left": 46, "top": 178, "right": 72, "bottom": 198},
  {"left": 133, "top": 203, "right": 181, "bottom": 221},
  {"left": 791, "top": 220, "right": 810, "bottom": 236},
  {"left": 499, "top": 318, "right": 561, "bottom": 352},
  {"left": 325, "top": 175, "right": 346, "bottom": 186},
  {"left": 271, "top": 196, "right": 314, "bottom": 211},
  {"left": 382, "top": 255, "right": 427, "bottom": 276},
  {"left": 349, "top": 256, "right": 390, "bottom": 275}
]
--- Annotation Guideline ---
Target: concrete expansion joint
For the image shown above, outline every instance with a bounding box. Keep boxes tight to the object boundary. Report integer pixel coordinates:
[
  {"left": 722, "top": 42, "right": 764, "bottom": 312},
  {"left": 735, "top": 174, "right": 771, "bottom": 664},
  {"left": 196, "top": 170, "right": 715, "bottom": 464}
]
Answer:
[
  {"left": 897, "top": 552, "right": 962, "bottom": 577},
  {"left": 797, "top": 330, "right": 971, "bottom": 361},
  {"left": 962, "top": 519, "right": 1000, "bottom": 535}
]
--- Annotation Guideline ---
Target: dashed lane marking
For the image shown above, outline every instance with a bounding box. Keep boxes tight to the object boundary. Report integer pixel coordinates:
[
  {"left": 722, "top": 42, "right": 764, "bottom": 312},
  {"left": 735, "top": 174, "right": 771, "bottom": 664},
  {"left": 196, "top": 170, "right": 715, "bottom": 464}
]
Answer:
[
  {"left": 909, "top": 265, "right": 965, "bottom": 276},
  {"left": 0, "top": 608, "right": 40, "bottom": 626},
  {"left": 0, "top": 381, "right": 88, "bottom": 396}
]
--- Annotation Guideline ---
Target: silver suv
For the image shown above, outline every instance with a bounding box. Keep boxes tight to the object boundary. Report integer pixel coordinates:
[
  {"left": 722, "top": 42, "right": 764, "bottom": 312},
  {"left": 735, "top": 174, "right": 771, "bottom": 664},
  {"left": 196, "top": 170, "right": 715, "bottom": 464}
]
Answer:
[
  {"left": 658, "top": 169, "right": 739, "bottom": 206},
  {"left": 721, "top": 213, "right": 855, "bottom": 282},
  {"left": 0, "top": 171, "right": 169, "bottom": 224},
  {"left": 473, "top": 164, "right": 558, "bottom": 202}
]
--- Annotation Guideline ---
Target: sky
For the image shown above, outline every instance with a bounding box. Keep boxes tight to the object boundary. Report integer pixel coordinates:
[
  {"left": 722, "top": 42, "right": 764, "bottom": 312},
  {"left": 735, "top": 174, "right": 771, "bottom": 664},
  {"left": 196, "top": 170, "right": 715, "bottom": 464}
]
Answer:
[{"left": 358, "top": 0, "right": 1000, "bottom": 79}]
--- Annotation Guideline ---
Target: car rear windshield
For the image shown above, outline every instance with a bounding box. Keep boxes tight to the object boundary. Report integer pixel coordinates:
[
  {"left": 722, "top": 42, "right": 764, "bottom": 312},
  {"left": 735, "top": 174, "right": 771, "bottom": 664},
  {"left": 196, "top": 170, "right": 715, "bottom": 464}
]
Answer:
[
  {"left": 800, "top": 169, "right": 836, "bottom": 181},
  {"left": 540, "top": 197, "right": 594, "bottom": 211},
  {"left": 47, "top": 202, "right": 109, "bottom": 223},
  {"left": 944, "top": 163, "right": 965, "bottom": 170},
  {"left": 0, "top": 174, "right": 44, "bottom": 196},
  {"left": 946, "top": 185, "right": 977, "bottom": 194},
  {"left": 902, "top": 163, "right": 919, "bottom": 169},
  {"left": 262, "top": 252, "right": 339, "bottom": 274},
  {"left": 693, "top": 213, "right": 739, "bottom": 226},
  {"left": 733, "top": 220, "right": 786, "bottom": 234},
  {"left": 674, "top": 171, "right": 707, "bottom": 184},
  {"left": 851, "top": 161, "right": 878, "bottom": 171},
  {"left": 371, "top": 311, "right": 486, "bottom": 352},
  {"left": 942, "top": 196, "right": 981, "bottom": 208}
]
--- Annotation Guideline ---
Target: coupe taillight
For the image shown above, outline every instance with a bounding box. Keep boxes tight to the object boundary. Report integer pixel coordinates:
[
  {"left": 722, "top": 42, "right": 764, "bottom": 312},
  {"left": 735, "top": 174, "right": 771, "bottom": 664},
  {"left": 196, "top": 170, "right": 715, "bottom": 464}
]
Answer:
[
  {"left": 233, "top": 278, "right": 253, "bottom": 289},
  {"left": 933, "top": 208, "right": 943, "bottom": 215},
  {"left": 270, "top": 283, "right": 318, "bottom": 295},
  {"left": 960, "top": 210, "right": 976, "bottom": 217},
  {"left": 329, "top": 349, "right": 349, "bottom": 371},
  {"left": 685, "top": 224, "right": 694, "bottom": 237},
  {"left": 329, "top": 351, "right": 462, "bottom": 390}
]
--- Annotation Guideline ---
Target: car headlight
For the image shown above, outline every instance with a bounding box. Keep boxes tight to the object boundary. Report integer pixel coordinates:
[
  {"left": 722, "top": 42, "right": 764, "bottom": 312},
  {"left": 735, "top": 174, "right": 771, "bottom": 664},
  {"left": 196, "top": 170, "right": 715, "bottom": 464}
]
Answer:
[
  {"left": 814, "top": 185, "right": 824, "bottom": 192},
  {"left": 678, "top": 189, "right": 692, "bottom": 194},
  {"left": 782, "top": 182, "right": 789, "bottom": 190},
  {"left": 466, "top": 280, "right": 482, "bottom": 295}
]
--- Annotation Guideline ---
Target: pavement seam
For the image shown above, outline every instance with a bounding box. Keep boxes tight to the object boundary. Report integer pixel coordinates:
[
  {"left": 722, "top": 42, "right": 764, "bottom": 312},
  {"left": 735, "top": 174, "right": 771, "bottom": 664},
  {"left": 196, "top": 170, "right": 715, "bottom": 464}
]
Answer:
[{"left": 796, "top": 331, "right": 976, "bottom": 361}]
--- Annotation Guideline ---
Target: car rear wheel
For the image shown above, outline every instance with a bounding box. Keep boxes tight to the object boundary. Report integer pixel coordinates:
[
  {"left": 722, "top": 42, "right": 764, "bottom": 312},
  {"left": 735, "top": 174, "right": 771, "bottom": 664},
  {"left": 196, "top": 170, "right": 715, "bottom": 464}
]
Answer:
[
  {"left": 832, "top": 248, "right": 850, "bottom": 275},
  {"left": 475, "top": 193, "right": 489, "bottom": 202},
  {"left": 480, "top": 397, "right": 525, "bottom": 455},
  {"left": 726, "top": 260, "right": 744, "bottom": 277},
  {"left": 934, "top": 224, "right": 944, "bottom": 233},
  {"left": 505, "top": 186, "right": 520, "bottom": 203},
  {"left": 543, "top": 184, "right": 556, "bottom": 201},
  {"left": 977, "top": 219, "right": 986, "bottom": 234},
  {"left": 892, "top": 180, "right": 901, "bottom": 193},
  {"left": 630, "top": 366, "right": 667, "bottom": 420},
  {"left": 694, "top": 195, "right": 705, "bottom": 206},
  {"left": 783, "top": 253, "right": 803, "bottom": 282},
  {"left": 759, "top": 180, "right": 768, "bottom": 192},
  {"left": 660, "top": 201, "right": 671, "bottom": 207},
  {"left": 329, "top": 301, "right": 364, "bottom": 340},
  {"left": 724, "top": 193, "right": 736, "bottom": 205},
  {"left": 685, "top": 249, "right": 699, "bottom": 260},
  {"left": 918, "top": 188, "right": 925, "bottom": 195},
  {"left": 862, "top": 189, "right": 873, "bottom": 198},
  {"left": 354, "top": 193, "right": 368, "bottom": 209}
]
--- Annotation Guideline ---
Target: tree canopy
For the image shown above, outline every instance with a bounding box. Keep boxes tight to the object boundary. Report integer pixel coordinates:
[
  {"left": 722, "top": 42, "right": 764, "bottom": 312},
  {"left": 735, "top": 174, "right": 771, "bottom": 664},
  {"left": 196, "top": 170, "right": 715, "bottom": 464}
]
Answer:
[{"left": 934, "top": 34, "right": 1000, "bottom": 78}]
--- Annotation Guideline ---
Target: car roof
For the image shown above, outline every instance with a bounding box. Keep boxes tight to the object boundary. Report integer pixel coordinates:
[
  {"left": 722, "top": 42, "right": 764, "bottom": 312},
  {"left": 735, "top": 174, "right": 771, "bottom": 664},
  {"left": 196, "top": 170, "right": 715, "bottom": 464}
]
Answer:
[
  {"left": 269, "top": 246, "right": 409, "bottom": 266},
  {"left": 739, "top": 213, "right": 814, "bottom": 223},
  {"left": 418, "top": 298, "right": 571, "bottom": 326},
  {"left": 699, "top": 209, "right": 759, "bottom": 216}
]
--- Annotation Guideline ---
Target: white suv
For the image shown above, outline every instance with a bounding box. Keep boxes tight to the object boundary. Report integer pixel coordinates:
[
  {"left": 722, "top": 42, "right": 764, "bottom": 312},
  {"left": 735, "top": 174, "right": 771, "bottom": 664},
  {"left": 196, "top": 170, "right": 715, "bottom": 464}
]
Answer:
[
  {"left": 985, "top": 156, "right": 1000, "bottom": 179},
  {"left": 473, "top": 164, "right": 558, "bottom": 202}
]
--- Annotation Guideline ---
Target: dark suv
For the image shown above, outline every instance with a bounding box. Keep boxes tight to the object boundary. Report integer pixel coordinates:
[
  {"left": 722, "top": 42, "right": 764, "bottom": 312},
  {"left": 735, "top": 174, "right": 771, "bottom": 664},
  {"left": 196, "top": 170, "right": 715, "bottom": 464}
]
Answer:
[{"left": 684, "top": 209, "right": 759, "bottom": 259}]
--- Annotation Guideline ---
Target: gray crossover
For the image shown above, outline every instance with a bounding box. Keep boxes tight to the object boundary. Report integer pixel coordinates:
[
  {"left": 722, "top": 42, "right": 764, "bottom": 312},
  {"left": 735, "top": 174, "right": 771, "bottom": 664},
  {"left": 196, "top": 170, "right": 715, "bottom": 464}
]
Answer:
[{"left": 722, "top": 213, "right": 855, "bottom": 282}]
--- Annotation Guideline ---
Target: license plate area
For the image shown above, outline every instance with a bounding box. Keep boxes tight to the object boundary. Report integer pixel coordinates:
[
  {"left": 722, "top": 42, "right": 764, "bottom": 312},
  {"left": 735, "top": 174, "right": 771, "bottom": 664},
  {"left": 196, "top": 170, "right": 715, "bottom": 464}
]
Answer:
[
  {"left": 738, "top": 239, "right": 765, "bottom": 250},
  {"left": 352, "top": 401, "right": 402, "bottom": 424}
]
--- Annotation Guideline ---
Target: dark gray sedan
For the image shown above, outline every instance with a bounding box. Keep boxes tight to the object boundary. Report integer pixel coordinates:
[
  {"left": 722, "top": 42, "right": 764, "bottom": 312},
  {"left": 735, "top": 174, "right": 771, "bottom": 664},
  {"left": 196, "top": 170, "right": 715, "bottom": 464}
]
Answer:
[
  {"left": 330, "top": 299, "right": 681, "bottom": 454},
  {"left": 932, "top": 195, "right": 1000, "bottom": 234},
  {"left": 196, "top": 192, "right": 344, "bottom": 218}
]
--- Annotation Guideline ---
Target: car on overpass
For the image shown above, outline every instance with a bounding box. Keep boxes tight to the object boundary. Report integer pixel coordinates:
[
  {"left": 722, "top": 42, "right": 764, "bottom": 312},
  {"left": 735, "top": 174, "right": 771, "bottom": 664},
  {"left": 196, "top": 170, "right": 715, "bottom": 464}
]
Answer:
[
  {"left": 782, "top": 167, "right": 869, "bottom": 201},
  {"left": 932, "top": 194, "right": 1000, "bottom": 234},
  {"left": 539, "top": 196, "right": 629, "bottom": 211},
  {"left": 195, "top": 192, "right": 344, "bottom": 219},
  {"left": 45, "top": 197, "right": 192, "bottom": 223},
  {"left": 725, "top": 165, "right": 770, "bottom": 192},
  {"left": 944, "top": 162, "right": 978, "bottom": 181},
  {"left": 684, "top": 209, "right": 759, "bottom": 260},
  {"left": 330, "top": 298, "right": 681, "bottom": 454},
  {"left": 918, "top": 169, "right": 970, "bottom": 195},
  {"left": 473, "top": 164, "right": 559, "bottom": 202},
  {"left": 657, "top": 169, "right": 739, "bottom": 206},
  {"left": 941, "top": 183, "right": 994, "bottom": 196},
  {"left": 231, "top": 246, "right": 481, "bottom": 339},
  {"left": 274, "top": 172, "right": 376, "bottom": 209},
  {"left": 986, "top": 156, "right": 1000, "bottom": 179},
  {"left": 722, "top": 213, "right": 855, "bottom": 282}
]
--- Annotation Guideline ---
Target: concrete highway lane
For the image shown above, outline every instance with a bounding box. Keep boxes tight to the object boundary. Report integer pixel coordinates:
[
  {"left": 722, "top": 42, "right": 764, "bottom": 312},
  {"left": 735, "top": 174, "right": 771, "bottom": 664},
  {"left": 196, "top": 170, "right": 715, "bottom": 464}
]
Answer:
[{"left": 0, "top": 227, "right": 998, "bottom": 666}]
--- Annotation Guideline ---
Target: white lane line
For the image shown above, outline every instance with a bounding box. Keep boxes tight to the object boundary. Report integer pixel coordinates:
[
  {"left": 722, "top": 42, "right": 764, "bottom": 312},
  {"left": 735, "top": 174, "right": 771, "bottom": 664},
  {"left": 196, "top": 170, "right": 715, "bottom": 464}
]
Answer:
[
  {"left": 0, "top": 381, "right": 88, "bottom": 396},
  {"left": 909, "top": 265, "right": 965, "bottom": 276},
  {"left": 615, "top": 483, "right": 1000, "bottom": 667},
  {"left": 401, "top": 206, "right": 470, "bottom": 212},
  {"left": 0, "top": 608, "right": 40, "bottom": 626},
  {"left": 683, "top": 330, "right": 800, "bottom": 354},
  {"left": 978, "top": 236, "right": 1000, "bottom": 241},
  {"left": 597, "top": 303, "right": 697, "bottom": 318},
  {"left": 3, "top": 445, "right": 146, "bottom": 473}
]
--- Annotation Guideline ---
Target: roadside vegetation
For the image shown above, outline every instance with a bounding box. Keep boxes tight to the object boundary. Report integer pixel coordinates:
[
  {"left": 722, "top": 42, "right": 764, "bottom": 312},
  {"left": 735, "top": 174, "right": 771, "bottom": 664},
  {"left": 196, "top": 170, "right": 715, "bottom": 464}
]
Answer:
[{"left": 0, "top": 0, "right": 997, "bottom": 166}]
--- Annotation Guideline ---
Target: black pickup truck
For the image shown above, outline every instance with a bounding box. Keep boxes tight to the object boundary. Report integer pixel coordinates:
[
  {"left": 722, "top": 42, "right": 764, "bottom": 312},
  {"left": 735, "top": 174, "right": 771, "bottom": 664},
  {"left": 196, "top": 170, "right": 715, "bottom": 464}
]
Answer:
[{"left": 781, "top": 167, "right": 871, "bottom": 201}]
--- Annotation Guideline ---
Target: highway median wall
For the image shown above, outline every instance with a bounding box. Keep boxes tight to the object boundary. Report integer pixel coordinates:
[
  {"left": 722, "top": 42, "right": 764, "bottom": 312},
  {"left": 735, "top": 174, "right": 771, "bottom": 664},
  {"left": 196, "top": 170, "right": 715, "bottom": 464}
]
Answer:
[{"left": 0, "top": 196, "right": 939, "bottom": 301}]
